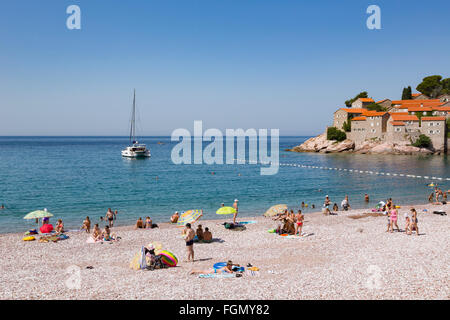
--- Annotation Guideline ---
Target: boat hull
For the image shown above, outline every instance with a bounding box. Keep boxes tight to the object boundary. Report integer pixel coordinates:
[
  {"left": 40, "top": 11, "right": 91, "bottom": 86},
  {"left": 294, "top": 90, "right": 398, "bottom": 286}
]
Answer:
[{"left": 121, "top": 150, "right": 151, "bottom": 158}]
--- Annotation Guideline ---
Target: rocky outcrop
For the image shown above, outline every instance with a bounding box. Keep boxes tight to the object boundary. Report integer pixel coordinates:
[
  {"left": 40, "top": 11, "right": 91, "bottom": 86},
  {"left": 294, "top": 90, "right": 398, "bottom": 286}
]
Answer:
[
  {"left": 288, "top": 133, "right": 355, "bottom": 153},
  {"left": 288, "top": 133, "right": 437, "bottom": 155}
]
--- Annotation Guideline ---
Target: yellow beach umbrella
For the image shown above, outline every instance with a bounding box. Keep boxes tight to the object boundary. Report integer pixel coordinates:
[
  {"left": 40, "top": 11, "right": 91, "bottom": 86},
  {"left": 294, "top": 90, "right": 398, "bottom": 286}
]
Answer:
[
  {"left": 176, "top": 209, "right": 203, "bottom": 227},
  {"left": 23, "top": 209, "right": 53, "bottom": 220},
  {"left": 216, "top": 206, "right": 236, "bottom": 215},
  {"left": 264, "top": 204, "right": 287, "bottom": 217}
]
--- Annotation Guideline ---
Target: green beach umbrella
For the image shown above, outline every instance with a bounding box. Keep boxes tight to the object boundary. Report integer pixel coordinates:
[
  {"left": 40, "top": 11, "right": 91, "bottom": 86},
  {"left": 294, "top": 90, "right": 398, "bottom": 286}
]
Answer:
[
  {"left": 23, "top": 209, "right": 53, "bottom": 220},
  {"left": 216, "top": 206, "right": 236, "bottom": 215},
  {"left": 264, "top": 204, "right": 287, "bottom": 217}
]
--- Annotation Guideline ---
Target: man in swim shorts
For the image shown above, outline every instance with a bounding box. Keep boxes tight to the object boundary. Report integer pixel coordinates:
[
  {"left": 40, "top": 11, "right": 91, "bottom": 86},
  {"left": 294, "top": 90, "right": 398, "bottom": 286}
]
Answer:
[
  {"left": 105, "top": 208, "right": 114, "bottom": 227},
  {"left": 183, "top": 223, "right": 196, "bottom": 262}
]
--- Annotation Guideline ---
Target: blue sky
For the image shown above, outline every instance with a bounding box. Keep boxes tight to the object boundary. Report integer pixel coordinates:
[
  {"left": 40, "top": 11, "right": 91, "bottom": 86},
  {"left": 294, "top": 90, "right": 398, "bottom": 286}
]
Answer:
[{"left": 0, "top": 0, "right": 449, "bottom": 136}]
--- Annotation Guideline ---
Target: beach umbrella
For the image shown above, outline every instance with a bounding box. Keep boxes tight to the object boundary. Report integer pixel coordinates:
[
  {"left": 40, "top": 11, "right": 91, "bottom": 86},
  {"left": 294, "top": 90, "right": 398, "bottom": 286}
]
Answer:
[
  {"left": 23, "top": 208, "right": 53, "bottom": 220},
  {"left": 216, "top": 206, "right": 236, "bottom": 215},
  {"left": 176, "top": 209, "right": 203, "bottom": 227},
  {"left": 264, "top": 204, "right": 287, "bottom": 217}
]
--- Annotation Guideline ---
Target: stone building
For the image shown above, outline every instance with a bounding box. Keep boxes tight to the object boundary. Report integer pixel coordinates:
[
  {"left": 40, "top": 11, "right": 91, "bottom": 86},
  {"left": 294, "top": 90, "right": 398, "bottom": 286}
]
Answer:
[
  {"left": 332, "top": 96, "right": 449, "bottom": 151},
  {"left": 351, "top": 98, "right": 374, "bottom": 109}
]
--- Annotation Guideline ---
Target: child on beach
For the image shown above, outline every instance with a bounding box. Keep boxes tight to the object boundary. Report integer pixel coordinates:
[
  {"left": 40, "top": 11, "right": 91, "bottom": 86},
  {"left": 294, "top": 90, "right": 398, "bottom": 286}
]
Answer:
[
  {"left": 409, "top": 208, "right": 419, "bottom": 236},
  {"left": 81, "top": 216, "right": 91, "bottom": 233},
  {"left": 55, "top": 219, "right": 64, "bottom": 233},
  {"left": 333, "top": 203, "right": 339, "bottom": 212}
]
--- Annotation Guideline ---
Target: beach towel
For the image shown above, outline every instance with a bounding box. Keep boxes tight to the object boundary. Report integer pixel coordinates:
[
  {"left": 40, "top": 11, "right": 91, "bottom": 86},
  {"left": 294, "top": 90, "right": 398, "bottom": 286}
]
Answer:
[
  {"left": 239, "top": 221, "right": 257, "bottom": 225},
  {"left": 198, "top": 273, "right": 237, "bottom": 279}
]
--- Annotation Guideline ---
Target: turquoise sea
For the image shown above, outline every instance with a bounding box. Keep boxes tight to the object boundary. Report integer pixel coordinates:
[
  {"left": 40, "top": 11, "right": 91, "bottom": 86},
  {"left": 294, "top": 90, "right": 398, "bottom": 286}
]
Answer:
[{"left": 1, "top": 136, "right": 449, "bottom": 233}]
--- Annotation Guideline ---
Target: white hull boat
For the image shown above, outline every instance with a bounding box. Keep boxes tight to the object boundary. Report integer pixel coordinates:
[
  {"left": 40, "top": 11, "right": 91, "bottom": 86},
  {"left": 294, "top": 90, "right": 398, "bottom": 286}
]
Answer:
[{"left": 122, "top": 90, "right": 151, "bottom": 158}]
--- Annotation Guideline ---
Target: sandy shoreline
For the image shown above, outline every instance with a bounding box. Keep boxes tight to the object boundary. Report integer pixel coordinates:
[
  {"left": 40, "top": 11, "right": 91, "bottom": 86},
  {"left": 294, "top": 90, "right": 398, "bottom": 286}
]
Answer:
[{"left": 0, "top": 201, "right": 448, "bottom": 300}]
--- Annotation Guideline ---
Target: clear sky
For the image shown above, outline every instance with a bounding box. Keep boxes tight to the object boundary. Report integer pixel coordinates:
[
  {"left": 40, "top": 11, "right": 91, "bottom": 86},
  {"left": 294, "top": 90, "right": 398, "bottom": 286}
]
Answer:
[{"left": 1, "top": 0, "right": 449, "bottom": 136}]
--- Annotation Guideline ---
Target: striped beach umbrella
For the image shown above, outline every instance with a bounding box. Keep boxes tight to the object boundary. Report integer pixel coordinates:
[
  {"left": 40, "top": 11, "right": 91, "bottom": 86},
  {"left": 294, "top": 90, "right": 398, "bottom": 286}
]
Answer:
[
  {"left": 263, "top": 204, "right": 287, "bottom": 217},
  {"left": 176, "top": 209, "right": 203, "bottom": 227},
  {"left": 216, "top": 206, "right": 236, "bottom": 215}
]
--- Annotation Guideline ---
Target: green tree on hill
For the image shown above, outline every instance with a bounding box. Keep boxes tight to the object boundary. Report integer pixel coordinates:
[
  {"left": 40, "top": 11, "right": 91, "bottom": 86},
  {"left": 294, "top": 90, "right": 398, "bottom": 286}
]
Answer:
[
  {"left": 416, "top": 75, "right": 450, "bottom": 98},
  {"left": 413, "top": 134, "right": 432, "bottom": 148},
  {"left": 327, "top": 127, "right": 346, "bottom": 142},
  {"left": 365, "top": 103, "right": 386, "bottom": 112},
  {"left": 345, "top": 91, "right": 368, "bottom": 107}
]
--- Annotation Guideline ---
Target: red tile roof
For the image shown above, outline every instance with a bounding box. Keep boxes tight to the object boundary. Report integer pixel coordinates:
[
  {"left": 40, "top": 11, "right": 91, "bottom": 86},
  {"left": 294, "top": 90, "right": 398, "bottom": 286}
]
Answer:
[
  {"left": 407, "top": 106, "right": 433, "bottom": 112},
  {"left": 339, "top": 108, "right": 367, "bottom": 114},
  {"left": 390, "top": 121, "right": 405, "bottom": 126},
  {"left": 363, "top": 111, "right": 387, "bottom": 117},
  {"left": 390, "top": 114, "right": 419, "bottom": 121},
  {"left": 351, "top": 116, "right": 367, "bottom": 121},
  {"left": 421, "top": 117, "right": 446, "bottom": 121},
  {"left": 359, "top": 98, "right": 375, "bottom": 102}
]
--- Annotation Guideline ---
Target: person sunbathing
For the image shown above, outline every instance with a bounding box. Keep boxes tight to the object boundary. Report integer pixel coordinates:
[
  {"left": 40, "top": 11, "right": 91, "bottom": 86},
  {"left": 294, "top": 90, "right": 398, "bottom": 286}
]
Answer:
[
  {"left": 189, "top": 260, "right": 236, "bottom": 275},
  {"left": 203, "top": 227, "right": 212, "bottom": 242},
  {"left": 135, "top": 217, "right": 144, "bottom": 229},
  {"left": 170, "top": 211, "right": 179, "bottom": 223},
  {"left": 145, "top": 217, "right": 153, "bottom": 229},
  {"left": 92, "top": 224, "right": 103, "bottom": 241}
]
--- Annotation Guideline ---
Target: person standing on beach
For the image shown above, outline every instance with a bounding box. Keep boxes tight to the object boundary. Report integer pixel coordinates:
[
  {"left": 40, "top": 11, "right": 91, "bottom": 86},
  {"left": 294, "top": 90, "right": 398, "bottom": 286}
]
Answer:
[
  {"left": 295, "top": 210, "right": 304, "bottom": 236},
  {"left": 388, "top": 206, "right": 400, "bottom": 232},
  {"left": 81, "top": 216, "right": 91, "bottom": 233},
  {"left": 409, "top": 208, "right": 419, "bottom": 236},
  {"left": 105, "top": 208, "right": 115, "bottom": 227},
  {"left": 233, "top": 199, "right": 239, "bottom": 224},
  {"left": 341, "top": 195, "right": 350, "bottom": 211},
  {"left": 183, "top": 223, "right": 195, "bottom": 262}
]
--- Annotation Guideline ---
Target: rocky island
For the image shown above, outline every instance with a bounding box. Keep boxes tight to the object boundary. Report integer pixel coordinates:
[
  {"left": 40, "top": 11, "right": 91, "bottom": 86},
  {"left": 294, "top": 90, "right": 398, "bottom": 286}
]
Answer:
[{"left": 289, "top": 75, "right": 450, "bottom": 155}]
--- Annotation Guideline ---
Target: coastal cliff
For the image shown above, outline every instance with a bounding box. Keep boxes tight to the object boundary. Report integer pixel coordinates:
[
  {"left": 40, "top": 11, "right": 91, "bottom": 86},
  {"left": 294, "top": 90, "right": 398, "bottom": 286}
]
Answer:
[{"left": 288, "top": 132, "right": 437, "bottom": 155}]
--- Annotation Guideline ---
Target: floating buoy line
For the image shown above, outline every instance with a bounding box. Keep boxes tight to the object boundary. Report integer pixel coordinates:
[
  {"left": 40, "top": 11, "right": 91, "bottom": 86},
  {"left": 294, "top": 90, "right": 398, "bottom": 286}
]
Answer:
[{"left": 234, "top": 159, "right": 449, "bottom": 182}]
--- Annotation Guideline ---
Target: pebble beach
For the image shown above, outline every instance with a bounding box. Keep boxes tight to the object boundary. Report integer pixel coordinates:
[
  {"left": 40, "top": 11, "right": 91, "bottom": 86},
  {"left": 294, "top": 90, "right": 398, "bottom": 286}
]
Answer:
[{"left": 0, "top": 202, "right": 448, "bottom": 300}]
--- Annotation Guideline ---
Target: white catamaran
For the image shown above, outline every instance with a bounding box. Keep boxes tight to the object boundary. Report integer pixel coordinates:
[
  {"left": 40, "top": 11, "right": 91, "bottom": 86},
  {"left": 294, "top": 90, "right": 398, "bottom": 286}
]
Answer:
[{"left": 121, "top": 90, "right": 151, "bottom": 158}]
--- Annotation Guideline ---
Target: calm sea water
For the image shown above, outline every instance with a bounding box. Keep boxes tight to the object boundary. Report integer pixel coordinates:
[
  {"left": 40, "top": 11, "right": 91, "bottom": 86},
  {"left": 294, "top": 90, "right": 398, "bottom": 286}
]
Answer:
[{"left": 1, "top": 136, "right": 449, "bottom": 233}]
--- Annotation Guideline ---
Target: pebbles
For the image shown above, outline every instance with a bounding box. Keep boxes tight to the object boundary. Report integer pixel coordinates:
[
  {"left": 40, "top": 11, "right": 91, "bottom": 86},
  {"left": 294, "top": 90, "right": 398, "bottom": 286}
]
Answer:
[{"left": 0, "top": 203, "right": 448, "bottom": 300}]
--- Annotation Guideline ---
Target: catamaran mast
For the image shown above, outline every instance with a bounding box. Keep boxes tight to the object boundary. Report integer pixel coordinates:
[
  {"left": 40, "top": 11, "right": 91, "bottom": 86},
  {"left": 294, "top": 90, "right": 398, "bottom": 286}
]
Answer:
[{"left": 130, "top": 89, "right": 136, "bottom": 144}]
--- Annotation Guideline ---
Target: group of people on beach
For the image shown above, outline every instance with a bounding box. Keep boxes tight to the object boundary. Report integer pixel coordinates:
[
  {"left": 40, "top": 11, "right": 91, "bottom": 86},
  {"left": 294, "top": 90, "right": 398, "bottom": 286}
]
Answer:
[
  {"left": 273, "top": 209, "right": 304, "bottom": 236},
  {"left": 428, "top": 186, "right": 448, "bottom": 204},
  {"left": 383, "top": 199, "right": 419, "bottom": 235}
]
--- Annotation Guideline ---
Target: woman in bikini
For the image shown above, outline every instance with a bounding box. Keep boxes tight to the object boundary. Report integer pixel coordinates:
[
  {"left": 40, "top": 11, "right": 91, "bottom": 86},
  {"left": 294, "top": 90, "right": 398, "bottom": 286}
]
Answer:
[
  {"left": 295, "top": 210, "right": 304, "bottom": 236},
  {"left": 144, "top": 217, "right": 153, "bottom": 229}
]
